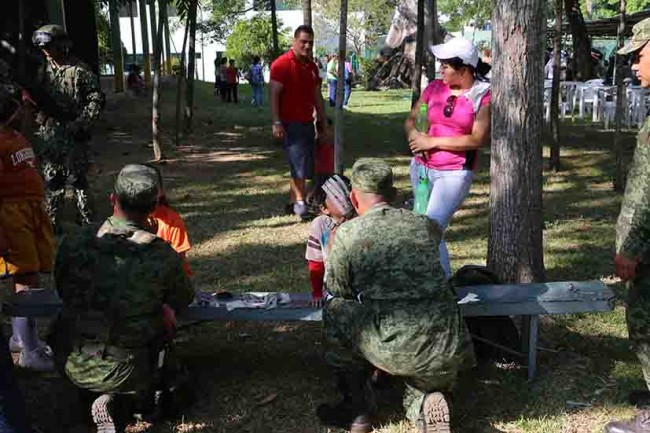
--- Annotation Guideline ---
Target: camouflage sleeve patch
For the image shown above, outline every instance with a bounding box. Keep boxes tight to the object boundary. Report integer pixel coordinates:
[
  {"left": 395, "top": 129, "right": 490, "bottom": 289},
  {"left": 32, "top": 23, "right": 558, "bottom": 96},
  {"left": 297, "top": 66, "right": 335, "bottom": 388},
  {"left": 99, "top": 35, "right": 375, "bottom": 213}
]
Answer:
[{"left": 616, "top": 118, "right": 650, "bottom": 260}]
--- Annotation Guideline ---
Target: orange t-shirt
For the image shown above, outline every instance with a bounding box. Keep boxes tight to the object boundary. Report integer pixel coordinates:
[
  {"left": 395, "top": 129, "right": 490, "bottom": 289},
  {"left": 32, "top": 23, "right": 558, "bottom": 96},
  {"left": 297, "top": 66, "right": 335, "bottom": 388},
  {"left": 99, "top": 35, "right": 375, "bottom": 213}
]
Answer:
[
  {"left": 150, "top": 204, "right": 193, "bottom": 276},
  {"left": 0, "top": 130, "right": 44, "bottom": 199}
]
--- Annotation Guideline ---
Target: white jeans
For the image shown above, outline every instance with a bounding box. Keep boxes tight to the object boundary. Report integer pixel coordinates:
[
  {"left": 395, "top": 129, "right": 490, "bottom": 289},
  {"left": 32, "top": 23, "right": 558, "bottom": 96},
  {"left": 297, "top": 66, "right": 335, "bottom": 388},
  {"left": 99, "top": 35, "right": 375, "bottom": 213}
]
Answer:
[{"left": 409, "top": 159, "right": 474, "bottom": 277}]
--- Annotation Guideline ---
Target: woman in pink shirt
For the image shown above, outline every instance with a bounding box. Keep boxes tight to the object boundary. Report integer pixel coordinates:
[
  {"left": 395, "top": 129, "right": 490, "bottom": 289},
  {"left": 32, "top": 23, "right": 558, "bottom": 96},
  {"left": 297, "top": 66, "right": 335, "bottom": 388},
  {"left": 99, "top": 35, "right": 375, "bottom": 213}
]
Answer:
[{"left": 404, "top": 38, "right": 491, "bottom": 277}]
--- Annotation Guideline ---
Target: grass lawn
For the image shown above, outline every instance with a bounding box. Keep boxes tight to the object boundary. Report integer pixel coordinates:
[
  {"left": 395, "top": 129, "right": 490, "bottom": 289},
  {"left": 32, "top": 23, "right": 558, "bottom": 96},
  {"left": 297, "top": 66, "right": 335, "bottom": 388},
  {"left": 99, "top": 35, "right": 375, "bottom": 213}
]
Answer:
[{"left": 16, "top": 80, "right": 646, "bottom": 433}]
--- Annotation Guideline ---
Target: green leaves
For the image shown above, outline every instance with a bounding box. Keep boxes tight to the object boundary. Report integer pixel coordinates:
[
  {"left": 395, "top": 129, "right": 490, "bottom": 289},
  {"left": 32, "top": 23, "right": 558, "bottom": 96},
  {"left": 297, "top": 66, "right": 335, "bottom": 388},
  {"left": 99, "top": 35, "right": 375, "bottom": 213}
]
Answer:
[{"left": 225, "top": 15, "right": 290, "bottom": 69}]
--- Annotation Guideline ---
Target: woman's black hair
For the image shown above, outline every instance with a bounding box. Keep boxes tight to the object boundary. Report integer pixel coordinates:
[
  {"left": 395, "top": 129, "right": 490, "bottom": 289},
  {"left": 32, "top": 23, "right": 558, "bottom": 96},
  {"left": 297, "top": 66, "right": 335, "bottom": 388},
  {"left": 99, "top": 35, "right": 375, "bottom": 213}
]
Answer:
[{"left": 440, "top": 56, "right": 491, "bottom": 81}]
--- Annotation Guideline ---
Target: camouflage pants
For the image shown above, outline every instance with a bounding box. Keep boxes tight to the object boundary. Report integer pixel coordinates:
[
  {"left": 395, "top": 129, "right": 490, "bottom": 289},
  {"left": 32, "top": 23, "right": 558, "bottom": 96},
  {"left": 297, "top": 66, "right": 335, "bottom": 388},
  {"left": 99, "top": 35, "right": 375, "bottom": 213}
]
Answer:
[
  {"left": 626, "top": 266, "right": 650, "bottom": 389},
  {"left": 40, "top": 143, "right": 93, "bottom": 229},
  {"left": 324, "top": 298, "right": 457, "bottom": 423}
]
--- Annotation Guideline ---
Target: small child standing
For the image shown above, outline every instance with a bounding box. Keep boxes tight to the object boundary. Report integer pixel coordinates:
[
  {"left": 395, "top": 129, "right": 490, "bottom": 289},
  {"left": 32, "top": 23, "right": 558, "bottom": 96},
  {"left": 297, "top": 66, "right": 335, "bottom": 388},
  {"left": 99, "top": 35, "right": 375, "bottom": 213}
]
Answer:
[
  {"left": 147, "top": 165, "right": 193, "bottom": 277},
  {"left": 0, "top": 87, "right": 56, "bottom": 371},
  {"left": 305, "top": 175, "right": 354, "bottom": 306}
]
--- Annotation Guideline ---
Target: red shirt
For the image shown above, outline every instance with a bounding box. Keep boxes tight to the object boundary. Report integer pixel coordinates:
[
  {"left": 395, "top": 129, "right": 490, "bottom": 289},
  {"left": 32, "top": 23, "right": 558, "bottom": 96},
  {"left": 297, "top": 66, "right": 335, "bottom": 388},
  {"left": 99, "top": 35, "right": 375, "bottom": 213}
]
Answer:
[
  {"left": 270, "top": 50, "right": 321, "bottom": 123},
  {"left": 0, "top": 130, "right": 44, "bottom": 199}
]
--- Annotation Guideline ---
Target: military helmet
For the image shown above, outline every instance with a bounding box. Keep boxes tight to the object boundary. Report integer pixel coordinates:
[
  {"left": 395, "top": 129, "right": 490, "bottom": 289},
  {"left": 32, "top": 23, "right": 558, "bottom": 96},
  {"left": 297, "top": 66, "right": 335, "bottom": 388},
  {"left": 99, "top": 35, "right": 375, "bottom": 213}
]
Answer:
[{"left": 32, "top": 24, "right": 68, "bottom": 48}]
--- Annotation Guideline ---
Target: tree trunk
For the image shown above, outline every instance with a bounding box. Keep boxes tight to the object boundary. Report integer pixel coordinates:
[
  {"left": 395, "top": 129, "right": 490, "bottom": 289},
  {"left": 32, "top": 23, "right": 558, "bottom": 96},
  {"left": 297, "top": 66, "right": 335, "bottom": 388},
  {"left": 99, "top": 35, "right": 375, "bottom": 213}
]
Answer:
[
  {"left": 334, "top": 0, "right": 348, "bottom": 174},
  {"left": 549, "top": 0, "right": 562, "bottom": 171},
  {"left": 487, "top": 0, "right": 546, "bottom": 283},
  {"left": 152, "top": 1, "right": 165, "bottom": 161},
  {"left": 138, "top": 0, "right": 151, "bottom": 88},
  {"left": 129, "top": 1, "right": 137, "bottom": 66},
  {"left": 163, "top": 0, "right": 172, "bottom": 74},
  {"left": 184, "top": 0, "right": 198, "bottom": 134},
  {"left": 149, "top": 0, "right": 157, "bottom": 64},
  {"left": 411, "top": 0, "right": 425, "bottom": 107},
  {"left": 564, "top": 0, "right": 592, "bottom": 81},
  {"left": 585, "top": 0, "right": 593, "bottom": 20},
  {"left": 175, "top": 20, "right": 190, "bottom": 147},
  {"left": 302, "top": 0, "right": 312, "bottom": 26},
  {"left": 109, "top": 0, "right": 124, "bottom": 92},
  {"left": 271, "top": 0, "right": 279, "bottom": 58},
  {"left": 424, "top": 0, "right": 439, "bottom": 79},
  {"left": 614, "top": 0, "right": 627, "bottom": 192}
]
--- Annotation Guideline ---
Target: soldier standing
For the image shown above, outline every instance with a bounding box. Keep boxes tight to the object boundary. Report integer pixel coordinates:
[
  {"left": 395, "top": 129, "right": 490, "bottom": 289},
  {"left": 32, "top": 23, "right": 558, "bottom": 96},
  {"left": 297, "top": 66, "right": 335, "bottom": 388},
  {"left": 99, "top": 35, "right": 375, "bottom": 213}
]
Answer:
[
  {"left": 31, "top": 24, "right": 104, "bottom": 230},
  {"left": 606, "top": 17, "right": 650, "bottom": 433},
  {"left": 51, "top": 164, "right": 193, "bottom": 432},
  {"left": 318, "top": 158, "right": 474, "bottom": 433}
]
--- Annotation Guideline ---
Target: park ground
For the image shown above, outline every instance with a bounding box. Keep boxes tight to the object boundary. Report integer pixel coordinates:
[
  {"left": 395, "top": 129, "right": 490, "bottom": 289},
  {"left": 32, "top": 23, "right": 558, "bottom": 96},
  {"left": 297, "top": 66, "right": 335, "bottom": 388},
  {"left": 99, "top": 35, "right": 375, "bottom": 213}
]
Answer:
[{"left": 11, "top": 80, "right": 647, "bottom": 433}]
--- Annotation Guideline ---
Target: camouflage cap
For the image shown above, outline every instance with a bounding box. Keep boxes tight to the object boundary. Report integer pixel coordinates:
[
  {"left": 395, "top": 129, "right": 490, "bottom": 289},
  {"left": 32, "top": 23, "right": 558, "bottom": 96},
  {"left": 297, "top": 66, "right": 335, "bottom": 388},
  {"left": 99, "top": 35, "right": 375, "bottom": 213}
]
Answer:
[
  {"left": 114, "top": 164, "right": 160, "bottom": 209},
  {"left": 350, "top": 158, "right": 394, "bottom": 196},
  {"left": 32, "top": 24, "right": 68, "bottom": 48},
  {"left": 618, "top": 18, "right": 650, "bottom": 55}
]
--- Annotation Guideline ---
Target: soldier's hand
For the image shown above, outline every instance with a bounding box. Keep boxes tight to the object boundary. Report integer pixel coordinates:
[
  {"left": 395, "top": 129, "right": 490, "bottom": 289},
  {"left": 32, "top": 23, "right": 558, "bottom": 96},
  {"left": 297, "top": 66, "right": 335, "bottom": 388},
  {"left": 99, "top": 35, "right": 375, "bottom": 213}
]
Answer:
[
  {"left": 309, "top": 296, "right": 323, "bottom": 308},
  {"left": 615, "top": 253, "right": 639, "bottom": 281}
]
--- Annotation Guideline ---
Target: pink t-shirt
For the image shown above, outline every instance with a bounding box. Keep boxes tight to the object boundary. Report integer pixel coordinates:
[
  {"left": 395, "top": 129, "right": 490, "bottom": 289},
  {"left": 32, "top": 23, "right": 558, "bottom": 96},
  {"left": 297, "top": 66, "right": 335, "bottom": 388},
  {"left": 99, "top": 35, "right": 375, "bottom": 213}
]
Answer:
[{"left": 415, "top": 79, "right": 491, "bottom": 170}]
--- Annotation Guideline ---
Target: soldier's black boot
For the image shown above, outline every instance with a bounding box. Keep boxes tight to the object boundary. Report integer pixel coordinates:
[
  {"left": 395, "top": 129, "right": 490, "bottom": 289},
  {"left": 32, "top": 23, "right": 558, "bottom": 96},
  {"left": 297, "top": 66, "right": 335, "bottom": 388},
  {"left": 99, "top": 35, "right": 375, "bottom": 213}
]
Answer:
[
  {"left": 630, "top": 390, "right": 650, "bottom": 407},
  {"left": 316, "top": 371, "right": 374, "bottom": 433},
  {"left": 605, "top": 410, "right": 650, "bottom": 433},
  {"left": 91, "top": 394, "right": 127, "bottom": 433}
]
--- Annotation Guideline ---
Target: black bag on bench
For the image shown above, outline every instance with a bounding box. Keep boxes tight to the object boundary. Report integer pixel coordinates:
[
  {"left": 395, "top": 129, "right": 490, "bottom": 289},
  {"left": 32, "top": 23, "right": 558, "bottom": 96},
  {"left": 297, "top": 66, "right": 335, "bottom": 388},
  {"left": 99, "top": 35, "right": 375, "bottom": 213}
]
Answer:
[{"left": 451, "top": 265, "right": 521, "bottom": 363}]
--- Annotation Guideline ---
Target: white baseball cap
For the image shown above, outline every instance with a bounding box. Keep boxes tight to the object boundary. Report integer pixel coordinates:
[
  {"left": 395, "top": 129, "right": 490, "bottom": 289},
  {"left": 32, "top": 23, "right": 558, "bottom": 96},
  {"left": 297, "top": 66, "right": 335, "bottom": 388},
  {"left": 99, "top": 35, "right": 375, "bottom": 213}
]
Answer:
[{"left": 430, "top": 37, "right": 479, "bottom": 68}]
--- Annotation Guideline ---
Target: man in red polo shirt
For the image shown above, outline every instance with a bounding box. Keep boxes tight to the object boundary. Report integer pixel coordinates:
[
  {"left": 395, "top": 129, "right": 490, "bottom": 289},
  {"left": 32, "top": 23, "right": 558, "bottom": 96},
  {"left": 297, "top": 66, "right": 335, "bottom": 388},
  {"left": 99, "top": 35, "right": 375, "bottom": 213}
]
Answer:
[{"left": 270, "top": 25, "right": 328, "bottom": 219}]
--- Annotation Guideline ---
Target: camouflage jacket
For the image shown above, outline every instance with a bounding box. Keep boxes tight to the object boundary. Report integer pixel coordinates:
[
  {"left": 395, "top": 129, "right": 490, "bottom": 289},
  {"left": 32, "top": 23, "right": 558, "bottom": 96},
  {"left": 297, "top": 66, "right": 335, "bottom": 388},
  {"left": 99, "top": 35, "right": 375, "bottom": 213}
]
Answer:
[
  {"left": 616, "top": 116, "right": 650, "bottom": 261},
  {"left": 325, "top": 204, "right": 474, "bottom": 376},
  {"left": 34, "top": 56, "right": 104, "bottom": 156},
  {"left": 53, "top": 216, "right": 193, "bottom": 352}
]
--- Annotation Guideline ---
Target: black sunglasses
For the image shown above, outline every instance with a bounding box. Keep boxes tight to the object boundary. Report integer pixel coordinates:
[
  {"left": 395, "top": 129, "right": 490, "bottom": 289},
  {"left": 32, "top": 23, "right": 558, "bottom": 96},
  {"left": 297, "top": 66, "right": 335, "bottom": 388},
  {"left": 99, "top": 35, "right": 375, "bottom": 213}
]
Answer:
[{"left": 443, "top": 95, "right": 458, "bottom": 117}]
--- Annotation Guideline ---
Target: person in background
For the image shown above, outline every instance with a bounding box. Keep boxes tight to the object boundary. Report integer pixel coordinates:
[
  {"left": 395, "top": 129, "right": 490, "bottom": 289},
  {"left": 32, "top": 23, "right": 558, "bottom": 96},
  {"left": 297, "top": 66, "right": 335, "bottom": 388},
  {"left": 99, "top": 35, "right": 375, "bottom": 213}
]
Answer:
[
  {"left": 327, "top": 54, "right": 338, "bottom": 107},
  {"left": 344, "top": 58, "right": 353, "bottom": 109},
  {"left": 606, "top": 17, "right": 650, "bottom": 433},
  {"left": 305, "top": 175, "right": 354, "bottom": 307},
  {"left": 213, "top": 57, "right": 222, "bottom": 97},
  {"left": 0, "top": 85, "right": 56, "bottom": 371},
  {"left": 147, "top": 164, "right": 193, "bottom": 277},
  {"left": 126, "top": 64, "right": 144, "bottom": 96},
  {"left": 270, "top": 25, "right": 328, "bottom": 219},
  {"left": 249, "top": 56, "right": 265, "bottom": 107},
  {"left": 219, "top": 58, "right": 229, "bottom": 102},
  {"left": 225, "top": 59, "right": 239, "bottom": 104},
  {"left": 404, "top": 37, "right": 491, "bottom": 278}
]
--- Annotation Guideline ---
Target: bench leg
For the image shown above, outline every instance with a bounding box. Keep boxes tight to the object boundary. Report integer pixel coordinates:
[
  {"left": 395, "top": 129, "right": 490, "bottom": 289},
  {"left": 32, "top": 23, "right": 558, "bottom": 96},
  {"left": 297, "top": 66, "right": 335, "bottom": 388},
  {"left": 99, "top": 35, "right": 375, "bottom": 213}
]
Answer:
[{"left": 521, "top": 315, "right": 539, "bottom": 381}]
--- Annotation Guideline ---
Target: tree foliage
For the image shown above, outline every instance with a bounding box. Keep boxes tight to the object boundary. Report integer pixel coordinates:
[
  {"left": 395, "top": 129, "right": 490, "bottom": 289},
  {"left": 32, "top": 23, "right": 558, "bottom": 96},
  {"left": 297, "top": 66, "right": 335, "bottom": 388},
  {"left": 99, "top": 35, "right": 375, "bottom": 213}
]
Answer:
[
  {"left": 583, "top": 0, "right": 650, "bottom": 18},
  {"left": 438, "top": 0, "right": 491, "bottom": 32},
  {"left": 314, "top": 0, "right": 394, "bottom": 55},
  {"left": 225, "top": 15, "right": 289, "bottom": 68}
]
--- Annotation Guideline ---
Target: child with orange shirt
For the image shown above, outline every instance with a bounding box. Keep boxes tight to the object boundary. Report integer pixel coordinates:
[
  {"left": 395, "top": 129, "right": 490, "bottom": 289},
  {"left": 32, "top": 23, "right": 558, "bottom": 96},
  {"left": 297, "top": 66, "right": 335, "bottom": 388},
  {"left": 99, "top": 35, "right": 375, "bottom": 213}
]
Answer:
[
  {"left": 146, "top": 164, "right": 193, "bottom": 277},
  {"left": 0, "top": 87, "right": 55, "bottom": 371}
]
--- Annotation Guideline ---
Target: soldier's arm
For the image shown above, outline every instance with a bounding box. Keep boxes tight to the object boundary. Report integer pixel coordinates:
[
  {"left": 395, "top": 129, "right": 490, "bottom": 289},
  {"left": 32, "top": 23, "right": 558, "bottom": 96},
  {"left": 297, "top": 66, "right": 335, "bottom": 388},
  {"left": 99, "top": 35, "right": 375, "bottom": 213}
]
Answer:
[
  {"left": 73, "top": 68, "right": 105, "bottom": 128},
  {"left": 325, "top": 225, "right": 353, "bottom": 298},
  {"left": 616, "top": 134, "right": 650, "bottom": 261},
  {"left": 163, "top": 250, "right": 194, "bottom": 314}
]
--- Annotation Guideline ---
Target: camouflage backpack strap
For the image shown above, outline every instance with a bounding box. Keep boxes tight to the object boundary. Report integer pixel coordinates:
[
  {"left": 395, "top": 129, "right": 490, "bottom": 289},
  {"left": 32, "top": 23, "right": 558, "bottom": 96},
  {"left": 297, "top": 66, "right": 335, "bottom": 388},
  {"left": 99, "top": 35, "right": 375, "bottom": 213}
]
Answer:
[{"left": 128, "top": 229, "right": 157, "bottom": 245}]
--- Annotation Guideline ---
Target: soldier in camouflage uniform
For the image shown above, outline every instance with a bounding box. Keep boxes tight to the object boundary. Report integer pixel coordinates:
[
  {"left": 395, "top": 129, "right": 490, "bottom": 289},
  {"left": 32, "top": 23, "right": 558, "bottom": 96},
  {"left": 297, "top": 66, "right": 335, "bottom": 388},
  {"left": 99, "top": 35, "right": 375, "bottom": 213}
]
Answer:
[
  {"left": 606, "top": 18, "right": 650, "bottom": 433},
  {"left": 32, "top": 24, "right": 105, "bottom": 230},
  {"left": 318, "top": 158, "right": 474, "bottom": 433},
  {"left": 51, "top": 164, "right": 193, "bottom": 432}
]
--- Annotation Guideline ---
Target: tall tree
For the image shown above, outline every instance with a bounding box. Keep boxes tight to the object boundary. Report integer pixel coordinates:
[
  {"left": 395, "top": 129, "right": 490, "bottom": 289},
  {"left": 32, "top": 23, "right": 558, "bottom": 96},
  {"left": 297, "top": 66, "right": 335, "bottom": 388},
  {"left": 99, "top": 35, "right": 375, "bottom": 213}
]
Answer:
[
  {"left": 163, "top": 0, "right": 172, "bottom": 74},
  {"left": 138, "top": 0, "right": 152, "bottom": 87},
  {"left": 152, "top": 0, "right": 165, "bottom": 161},
  {"left": 334, "top": 0, "right": 348, "bottom": 174},
  {"left": 302, "top": 0, "right": 312, "bottom": 25},
  {"left": 149, "top": 0, "right": 158, "bottom": 62},
  {"left": 487, "top": 0, "right": 545, "bottom": 283},
  {"left": 614, "top": 0, "right": 627, "bottom": 192},
  {"left": 271, "top": 0, "right": 280, "bottom": 57},
  {"left": 184, "top": 0, "right": 198, "bottom": 133},
  {"left": 564, "top": 0, "right": 592, "bottom": 80},
  {"left": 411, "top": 0, "right": 425, "bottom": 106},
  {"left": 225, "top": 15, "right": 289, "bottom": 68},
  {"left": 549, "top": 0, "right": 562, "bottom": 171},
  {"left": 437, "top": 0, "right": 491, "bottom": 32},
  {"left": 129, "top": 0, "right": 138, "bottom": 66},
  {"left": 109, "top": 0, "right": 125, "bottom": 92},
  {"left": 175, "top": 19, "right": 190, "bottom": 147}
]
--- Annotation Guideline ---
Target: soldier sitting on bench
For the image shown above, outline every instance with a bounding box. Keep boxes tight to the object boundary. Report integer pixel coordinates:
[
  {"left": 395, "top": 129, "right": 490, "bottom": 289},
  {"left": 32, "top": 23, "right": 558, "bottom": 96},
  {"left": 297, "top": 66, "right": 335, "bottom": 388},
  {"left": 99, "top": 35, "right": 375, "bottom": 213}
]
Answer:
[{"left": 49, "top": 164, "right": 193, "bottom": 432}]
